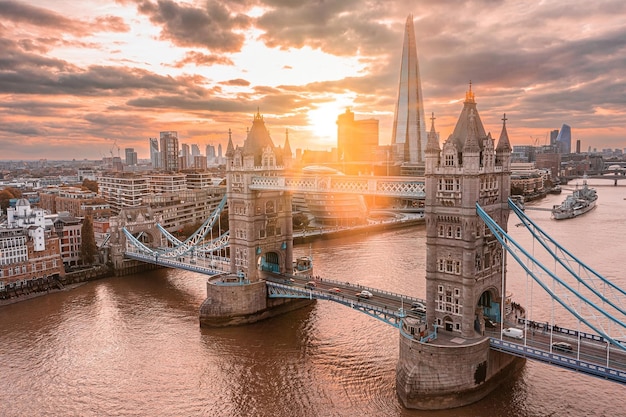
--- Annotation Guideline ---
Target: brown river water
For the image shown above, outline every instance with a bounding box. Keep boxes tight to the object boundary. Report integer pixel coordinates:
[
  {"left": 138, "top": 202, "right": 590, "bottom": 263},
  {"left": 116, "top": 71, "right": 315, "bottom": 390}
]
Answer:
[{"left": 1, "top": 179, "right": 625, "bottom": 416}]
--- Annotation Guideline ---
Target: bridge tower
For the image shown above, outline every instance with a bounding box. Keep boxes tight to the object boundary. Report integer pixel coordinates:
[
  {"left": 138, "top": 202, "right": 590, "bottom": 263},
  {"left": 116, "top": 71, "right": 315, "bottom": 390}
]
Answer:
[
  {"left": 225, "top": 111, "right": 294, "bottom": 281},
  {"left": 397, "top": 85, "right": 524, "bottom": 409}
]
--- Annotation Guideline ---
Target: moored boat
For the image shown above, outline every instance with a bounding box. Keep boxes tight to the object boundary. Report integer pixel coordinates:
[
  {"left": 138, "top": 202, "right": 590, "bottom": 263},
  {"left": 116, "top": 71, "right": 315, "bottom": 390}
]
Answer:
[{"left": 551, "top": 177, "right": 597, "bottom": 220}]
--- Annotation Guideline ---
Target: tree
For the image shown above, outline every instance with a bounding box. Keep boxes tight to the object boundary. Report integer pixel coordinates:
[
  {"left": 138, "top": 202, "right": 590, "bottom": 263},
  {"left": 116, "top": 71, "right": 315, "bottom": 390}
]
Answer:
[
  {"left": 293, "top": 212, "right": 310, "bottom": 230},
  {"left": 0, "top": 187, "right": 22, "bottom": 211},
  {"left": 82, "top": 179, "right": 99, "bottom": 193},
  {"left": 80, "top": 216, "right": 98, "bottom": 265}
]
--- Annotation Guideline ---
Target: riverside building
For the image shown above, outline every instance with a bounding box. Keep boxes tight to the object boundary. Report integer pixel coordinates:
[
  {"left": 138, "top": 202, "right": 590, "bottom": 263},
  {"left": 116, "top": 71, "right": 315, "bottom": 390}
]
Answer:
[{"left": 0, "top": 199, "right": 64, "bottom": 294}]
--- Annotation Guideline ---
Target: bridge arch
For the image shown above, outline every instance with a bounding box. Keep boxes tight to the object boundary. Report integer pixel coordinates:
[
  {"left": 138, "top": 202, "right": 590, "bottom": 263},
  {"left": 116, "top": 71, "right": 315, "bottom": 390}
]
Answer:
[
  {"left": 258, "top": 250, "right": 283, "bottom": 273},
  {"left": 476, "top": 287, "right": 501, "bottom": 331}
]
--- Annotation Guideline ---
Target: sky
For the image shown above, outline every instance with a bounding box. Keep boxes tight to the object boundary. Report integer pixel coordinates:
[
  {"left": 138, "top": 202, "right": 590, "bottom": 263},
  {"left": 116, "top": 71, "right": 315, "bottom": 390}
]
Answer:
[{"left": 1, "top": 0, "right": 626, "bottom": 161}]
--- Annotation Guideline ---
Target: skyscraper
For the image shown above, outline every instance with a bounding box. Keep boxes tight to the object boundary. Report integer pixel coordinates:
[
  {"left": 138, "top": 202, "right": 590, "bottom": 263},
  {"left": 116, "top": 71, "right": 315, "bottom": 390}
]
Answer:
[
  {"left": 159, "top": 131, "right": 179, "bottom": 171},
  {"left": 336, "top": 108, "right": 379, "bottom": 166},
  {"left": 391, "top": 14, "right": 428, "bottom": 164},
  {"left": 149, "top": 138, "right": 160, "bottom": 169},
  {"left": 555, "top": 123, "right": 571, "bottom": 154},
  {"left": 124, "top": 148, "right": 137, "bottom": 166}
]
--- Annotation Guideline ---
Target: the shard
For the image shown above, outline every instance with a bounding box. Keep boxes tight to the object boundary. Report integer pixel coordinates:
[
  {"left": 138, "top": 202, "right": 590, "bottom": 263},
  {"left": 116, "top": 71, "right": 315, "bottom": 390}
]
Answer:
[{"left": 391, "top": 14, "right": 428, "bottom": 163}]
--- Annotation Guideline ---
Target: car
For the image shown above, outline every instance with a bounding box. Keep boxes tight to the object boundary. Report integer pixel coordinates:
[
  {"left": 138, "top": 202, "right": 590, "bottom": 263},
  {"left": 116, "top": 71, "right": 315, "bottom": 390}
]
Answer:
[
  {"left": 502, "top": 328, "right": 524, "bottom": 339},
  {"left": 410, "top": 302, "right": 426, "bottom": 313},
  {"left": 356, "top": 290, "right": 373, "bottom": 299},
  {"left": 304, "top": 281, "right": 317, "bottom": 289},
  {"left": 327, "top": 287, "right": 341, "bottom": 293},
  {"left": 282, "top": 278, "right": 295, "bottom": 285},
  {"left": 410, "top": 307, "right": 426, "bottom": 314},
  {"left": 551, "top": 342, "right": 573, "bottom": 353},
  {"left": 484, "top": 318, "right": 496, "bottom": 328}
]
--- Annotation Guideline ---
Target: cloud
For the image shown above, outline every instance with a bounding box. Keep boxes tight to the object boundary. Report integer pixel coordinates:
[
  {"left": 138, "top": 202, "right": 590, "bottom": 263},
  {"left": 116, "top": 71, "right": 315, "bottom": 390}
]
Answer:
[
  {"left": 168, "top": 51, "right": 234, "bottom": 68},
  {"left": 133, "top": 0, "right": 251, "bottom": 51}
]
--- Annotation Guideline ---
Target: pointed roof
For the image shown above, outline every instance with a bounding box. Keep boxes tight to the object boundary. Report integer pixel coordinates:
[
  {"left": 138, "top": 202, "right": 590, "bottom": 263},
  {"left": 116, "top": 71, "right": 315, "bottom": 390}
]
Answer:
[
  {"left": 496, "top": 113, "right": 512, "bottom": 152},
  {"left": 447, "top": 82, "right": 488, "bottom": 151},
  {"left": 242, "top": 110, "right": 275, "bottom": 156},
  {"left": 463, "top": 109, "right": 481, "bottom": 152},
  {"left": 225, "top": 128, "right": 234, "bottom": 157},
  {"left": 426, "top": 112, "right": 440, "bottom": 152},
  {"left": 283, "top": 128, "right": 292, "bottom": 157}
]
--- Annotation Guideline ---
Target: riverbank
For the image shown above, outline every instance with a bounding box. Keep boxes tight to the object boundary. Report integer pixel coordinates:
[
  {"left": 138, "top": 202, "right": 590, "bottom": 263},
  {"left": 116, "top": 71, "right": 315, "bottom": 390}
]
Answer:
[
  {"left": 293, "top": 214, "right": 424, "bottom": 244},
  {"left": 0, "top": 265, "right": 112, "bottom": 307}
]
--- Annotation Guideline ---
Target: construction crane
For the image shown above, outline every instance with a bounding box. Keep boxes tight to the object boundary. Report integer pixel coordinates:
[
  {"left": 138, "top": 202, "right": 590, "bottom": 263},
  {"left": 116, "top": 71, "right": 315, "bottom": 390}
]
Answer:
[{"left": 109, "top": 139, "right": 120, "bottom": 158}]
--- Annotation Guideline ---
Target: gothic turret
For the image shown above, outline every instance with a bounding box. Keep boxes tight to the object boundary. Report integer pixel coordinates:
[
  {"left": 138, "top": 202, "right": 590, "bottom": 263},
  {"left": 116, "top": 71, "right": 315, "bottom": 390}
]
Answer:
[
  {"left": 425, "top": 112, "right": 440, "bottom": 174},
  {"left": 496, "top": 114, "right": 512, "bottom": 171}
]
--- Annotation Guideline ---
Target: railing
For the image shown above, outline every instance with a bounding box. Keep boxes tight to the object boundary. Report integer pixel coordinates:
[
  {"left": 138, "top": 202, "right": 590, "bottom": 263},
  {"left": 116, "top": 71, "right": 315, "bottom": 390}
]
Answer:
[{"left": 490, "top": 338, "right": 626, "bottom": 384}]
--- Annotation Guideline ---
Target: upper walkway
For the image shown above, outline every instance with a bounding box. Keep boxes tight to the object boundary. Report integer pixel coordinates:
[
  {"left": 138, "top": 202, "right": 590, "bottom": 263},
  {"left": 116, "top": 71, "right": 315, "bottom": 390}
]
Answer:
[{"left": 248, "top": 174, "right": 425, "bottom": 198}]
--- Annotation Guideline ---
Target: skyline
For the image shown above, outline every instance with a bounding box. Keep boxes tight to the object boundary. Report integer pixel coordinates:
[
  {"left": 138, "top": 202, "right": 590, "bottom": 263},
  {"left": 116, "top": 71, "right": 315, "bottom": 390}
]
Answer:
[{"left": 1, "top": 0, "right": 626, "bottom": 160}]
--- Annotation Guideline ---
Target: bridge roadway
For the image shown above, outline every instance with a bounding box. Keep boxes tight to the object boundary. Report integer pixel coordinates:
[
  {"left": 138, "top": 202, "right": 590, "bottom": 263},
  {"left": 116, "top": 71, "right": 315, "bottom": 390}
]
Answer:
[
  {"left": 266, "top": 273, "right": 626, "bottom": 384},
  {"left": 263, "top": 272, "right": 426, "bottom": 327},
  {"left": 489, "top": 320, "right": 626, "bottom": 384},
  {"left": 125, "top": 251, "right": 626, "bottom": 385}
]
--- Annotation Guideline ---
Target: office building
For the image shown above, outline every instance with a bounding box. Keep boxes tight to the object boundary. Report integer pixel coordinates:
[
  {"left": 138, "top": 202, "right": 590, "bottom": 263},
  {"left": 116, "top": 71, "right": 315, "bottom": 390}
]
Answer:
[
  {"left": 555, "top": 124, "right": 571, "bottom": 154},
  {"left": 159, "top": 131, "right": 179, "bottom": 171},
  {"left": 149, "top": 137, "right": 161, "bottom": 169},
  {"left": 125, "top": 148, "right": 137, "bottom": 166},
  {"left": 390, "top": 14, "right": 428, "bottom": 163},
  {"left": 336, "top": 108, "right": 379, "bottom": 165},
  {"left": 97, "top": 173, "right": 150, "bottom": 214}
]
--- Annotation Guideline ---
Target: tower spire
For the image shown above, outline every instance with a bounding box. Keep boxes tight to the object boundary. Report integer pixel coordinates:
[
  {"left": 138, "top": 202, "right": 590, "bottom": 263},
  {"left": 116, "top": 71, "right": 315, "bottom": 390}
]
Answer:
[{"left": 496, "top": 113, "right": 512, "bottom": 152}]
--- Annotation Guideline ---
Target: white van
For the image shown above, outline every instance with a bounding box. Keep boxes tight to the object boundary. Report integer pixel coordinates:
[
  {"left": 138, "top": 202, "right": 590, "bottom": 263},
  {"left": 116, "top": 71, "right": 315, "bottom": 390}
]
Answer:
[{"left": 502, "top": 328, "right": 524, "bottom": 340}]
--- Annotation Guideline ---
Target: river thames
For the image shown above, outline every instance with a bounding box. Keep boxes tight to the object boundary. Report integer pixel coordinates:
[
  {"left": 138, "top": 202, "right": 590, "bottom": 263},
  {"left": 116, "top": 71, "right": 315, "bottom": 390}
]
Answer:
[{"left": 1, "top": 179, "right": 625, "bottom": 416}]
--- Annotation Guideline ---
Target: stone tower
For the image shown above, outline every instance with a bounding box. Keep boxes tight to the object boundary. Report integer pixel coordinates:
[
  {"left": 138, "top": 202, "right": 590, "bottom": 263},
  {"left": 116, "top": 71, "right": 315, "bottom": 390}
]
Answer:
[
  {"left": 225, "top": 111, "right": 294, "bottom": 282},
  {"left": 396, "top": 86, "right": 522, "bottom": 410},
  {"left": 424, "top": 84, "right": 511, "bottom": 338}
]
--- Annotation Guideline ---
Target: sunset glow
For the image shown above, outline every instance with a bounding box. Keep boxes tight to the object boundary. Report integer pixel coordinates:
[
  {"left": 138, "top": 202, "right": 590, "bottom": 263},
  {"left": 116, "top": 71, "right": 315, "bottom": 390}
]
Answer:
[{"left": 1, "top": 0, "right": 626, "bottom": 160}]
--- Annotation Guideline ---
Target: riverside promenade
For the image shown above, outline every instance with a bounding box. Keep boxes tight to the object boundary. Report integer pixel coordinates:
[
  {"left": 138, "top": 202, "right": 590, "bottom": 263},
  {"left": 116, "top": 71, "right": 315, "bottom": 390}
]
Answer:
[{"left": 293, "top": 212, "right": 424, "bottom": 244}]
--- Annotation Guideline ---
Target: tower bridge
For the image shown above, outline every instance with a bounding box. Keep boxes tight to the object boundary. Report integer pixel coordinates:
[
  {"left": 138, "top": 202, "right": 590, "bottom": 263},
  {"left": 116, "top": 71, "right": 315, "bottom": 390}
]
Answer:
[{"left": 108, "top": 101, "right": 626, "bottom": 410}]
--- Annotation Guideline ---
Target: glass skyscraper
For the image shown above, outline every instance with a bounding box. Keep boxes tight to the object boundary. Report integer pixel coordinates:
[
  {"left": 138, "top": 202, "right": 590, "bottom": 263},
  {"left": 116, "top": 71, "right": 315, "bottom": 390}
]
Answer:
[
  {"left": 556, "top": 124, "right": 571, "bottom": 154},
  {"left": 391, "top": 14, "right": 428, "bottom": 164}
]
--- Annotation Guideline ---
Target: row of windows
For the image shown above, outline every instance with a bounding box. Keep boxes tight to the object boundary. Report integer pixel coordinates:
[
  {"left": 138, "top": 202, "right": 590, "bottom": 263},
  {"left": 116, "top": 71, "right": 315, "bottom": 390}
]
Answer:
[
  {"left": 0, "top": 259, "right": 59, "bottom": 277},
  {"left": 438, "top": 224, "right": 462, "bottom": 239},
  {"left": 259, "top": 226, "right": 281, "bottom": 238},
  {"left": 0, "top": 237, "right": 27, "bottom": 249},
  {"left": 234, "top": 247, "right": 248, "bottom": 267},
  {"left": 438, "top": 178, "right": 461, "bottom": 191},
  {"left": 436, "top": 285, "right": 462, "bottom": 316},
  {"left": 0, "top": 248, "right": 28, "bottom": 265},
  {"left": 480, "top": 176, "right": 499, "bottom": 190},
  {"left": 437, "top": 258, "right": 461, "bottom": 275}
]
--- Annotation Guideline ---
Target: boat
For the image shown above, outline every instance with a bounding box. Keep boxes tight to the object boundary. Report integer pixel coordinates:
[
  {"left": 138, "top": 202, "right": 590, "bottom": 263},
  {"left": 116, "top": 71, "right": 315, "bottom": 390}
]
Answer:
[
  {"left": 551, "top": 177, "right": 598, "bottom": 220},
  {"left": 293, "top": 255, "right": 313, "bottom": 276}
]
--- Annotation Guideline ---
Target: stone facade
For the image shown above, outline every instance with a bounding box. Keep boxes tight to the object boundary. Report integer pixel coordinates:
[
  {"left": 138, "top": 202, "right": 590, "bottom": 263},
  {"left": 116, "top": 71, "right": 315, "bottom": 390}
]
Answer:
[
  {"left": 225, "top": 112, "right": 293, "bottom": 282},
  {"left": 396, "top": 86, "right": 524, "bottom": 409},
  {"left": 396, "top": 333, "right": 524, "bottom": 409}
]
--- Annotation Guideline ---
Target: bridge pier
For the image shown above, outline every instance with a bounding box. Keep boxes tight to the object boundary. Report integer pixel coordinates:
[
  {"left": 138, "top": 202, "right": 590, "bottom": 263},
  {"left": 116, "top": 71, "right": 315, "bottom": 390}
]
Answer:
[
  {"left": 199, "top": 274, "right": 314, "bottom": 327},
  {"left": 396, "top": 332, "right": 525, "bottom": 410}
]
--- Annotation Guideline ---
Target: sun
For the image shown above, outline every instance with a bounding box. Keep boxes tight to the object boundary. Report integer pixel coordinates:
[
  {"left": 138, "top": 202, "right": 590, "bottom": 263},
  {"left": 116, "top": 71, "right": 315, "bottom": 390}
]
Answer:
[{"left": 307, "top": 94, "right": 357, "bottom": 146}]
